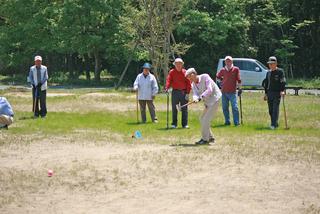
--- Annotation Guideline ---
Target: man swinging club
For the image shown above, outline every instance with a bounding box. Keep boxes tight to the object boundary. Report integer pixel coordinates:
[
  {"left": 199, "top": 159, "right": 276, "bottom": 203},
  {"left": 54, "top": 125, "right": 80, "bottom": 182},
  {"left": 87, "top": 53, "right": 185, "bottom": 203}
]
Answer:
[{"left": 185, "top": 68, "right": 222, "bottom": 145}]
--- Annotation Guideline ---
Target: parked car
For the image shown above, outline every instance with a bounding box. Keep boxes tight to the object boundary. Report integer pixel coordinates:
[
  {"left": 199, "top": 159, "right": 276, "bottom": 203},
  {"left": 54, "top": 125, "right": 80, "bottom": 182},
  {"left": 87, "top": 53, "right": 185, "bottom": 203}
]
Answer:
[{"left": 216, "top": 58, "right": 268, "bottom": 86}]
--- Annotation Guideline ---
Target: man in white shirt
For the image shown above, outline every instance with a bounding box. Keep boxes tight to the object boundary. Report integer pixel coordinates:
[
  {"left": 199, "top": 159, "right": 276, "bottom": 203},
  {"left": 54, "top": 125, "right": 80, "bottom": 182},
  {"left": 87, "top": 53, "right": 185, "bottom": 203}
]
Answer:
[
  {"left": 185, "top": 68, "right": 222, "bottom": 145},
  {"left": 133, "top": 63, "right": 159, "bottom": 123},
  {"left": 28, "top": 55, "right": 48, "bottom": 118}
]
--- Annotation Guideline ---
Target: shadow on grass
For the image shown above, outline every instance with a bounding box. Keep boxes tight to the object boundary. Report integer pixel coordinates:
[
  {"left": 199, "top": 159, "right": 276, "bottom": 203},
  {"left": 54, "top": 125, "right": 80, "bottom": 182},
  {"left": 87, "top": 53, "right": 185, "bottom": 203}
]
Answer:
[
  {"left": 254, "top": 126, "right": 271, "bottom": 131},
  {"left": 170, "top": 143, "right": 198, "bottom": 147},
  {"left": 18, "top": 116, "right": 35, "bottom": 120},
  {"left": 170, "top": 143, "right": 212, "bottom": 147},
  {"left": 126, "top": 122, "right": 141, "bottom": 125},
  {"left": 211, "top": 124, "right": 231, "bottom": 128}
]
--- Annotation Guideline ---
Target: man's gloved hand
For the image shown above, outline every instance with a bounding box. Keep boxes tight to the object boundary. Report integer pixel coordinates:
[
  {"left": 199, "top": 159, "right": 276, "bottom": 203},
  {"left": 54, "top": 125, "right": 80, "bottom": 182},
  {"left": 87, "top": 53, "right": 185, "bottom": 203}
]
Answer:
[
  {"left": 237, "top": 88, "right": 242, "bottom": 96},
  {"left": 32, "top": 84, "right": 36, "bottom": 88},
  {"left": 193, "top": 97, "right": 201, "bottom": 103},
  {"left": 185, "top": 94, "right": 189, "bottom": 101}
]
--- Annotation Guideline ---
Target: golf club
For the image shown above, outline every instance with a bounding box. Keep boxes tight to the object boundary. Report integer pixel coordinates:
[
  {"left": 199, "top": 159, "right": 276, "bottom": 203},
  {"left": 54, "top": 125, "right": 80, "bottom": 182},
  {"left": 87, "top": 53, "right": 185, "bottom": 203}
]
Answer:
[
  {"left": 166, "top": 91, "right": 169, "bottom": 129},
  {"left": 176, "top": 100, "right": 195, "bottom": 111},
  {"left": 239, "top": 92, "right": 243, "bottom": 125},
  {"left": 33, "top": 86, "right": 38, "bottom": 113},
  {"left": 282, "top": 95, "right": 289, "bottom": 129},
  {"left": 136, "top": 90, "right": 139, "bottom": 124}
]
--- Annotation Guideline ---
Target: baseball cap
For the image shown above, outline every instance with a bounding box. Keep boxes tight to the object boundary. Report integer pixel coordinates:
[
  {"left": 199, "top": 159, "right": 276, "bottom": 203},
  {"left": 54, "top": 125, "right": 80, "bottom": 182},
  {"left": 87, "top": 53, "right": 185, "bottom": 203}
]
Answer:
[
  {"left": 185, "top": 68, "right": 197, "bottom": 77},
  {"left": 267, "top": 56, "right": 277, "bottom": 64},
  {"left": 224, "top": 56, "right": 233, "bottom": 61},
  {"left": 173, "top": 58, "right": 184, "bottom": 65},
  {"left": 142, "top": 63, "right": 152, "bottom": 70},
  {"left": 34, "top": 55, "right": 42, "bottom": 61}
]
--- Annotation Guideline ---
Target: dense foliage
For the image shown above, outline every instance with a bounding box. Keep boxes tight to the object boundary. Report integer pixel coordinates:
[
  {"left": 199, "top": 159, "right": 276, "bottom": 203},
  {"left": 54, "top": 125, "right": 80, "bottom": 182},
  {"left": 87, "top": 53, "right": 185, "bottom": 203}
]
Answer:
[{"left": 0, "top": 0, "right": 319, "bottom": 85}]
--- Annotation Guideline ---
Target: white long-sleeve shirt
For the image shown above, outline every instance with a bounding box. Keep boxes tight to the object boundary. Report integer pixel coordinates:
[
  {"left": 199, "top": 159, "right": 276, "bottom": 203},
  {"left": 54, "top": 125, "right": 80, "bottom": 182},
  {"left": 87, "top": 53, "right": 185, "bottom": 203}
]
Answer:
[
  {"left": 192, "top": 74, "right": 222, "bottom": 106},
  {"left": 28, "top": 65, "right": 48, "bottom": 91},
  {"left": 133, "top": 73, "right": 158, "bottom": 100}
]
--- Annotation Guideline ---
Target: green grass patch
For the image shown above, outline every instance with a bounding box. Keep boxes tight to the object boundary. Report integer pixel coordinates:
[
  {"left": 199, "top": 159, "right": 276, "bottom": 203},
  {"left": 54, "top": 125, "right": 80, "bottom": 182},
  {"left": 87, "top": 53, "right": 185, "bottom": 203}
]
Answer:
[{"left": 2, "top": 89, "right": 320, "bottom": 146}]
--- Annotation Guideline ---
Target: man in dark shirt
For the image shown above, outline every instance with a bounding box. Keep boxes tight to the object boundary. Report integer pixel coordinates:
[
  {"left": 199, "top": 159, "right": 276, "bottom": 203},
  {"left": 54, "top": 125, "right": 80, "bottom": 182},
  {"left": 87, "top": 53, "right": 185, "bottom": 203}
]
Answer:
[{"left": 262, "top": 56, "right": 286, "bottom": 129}]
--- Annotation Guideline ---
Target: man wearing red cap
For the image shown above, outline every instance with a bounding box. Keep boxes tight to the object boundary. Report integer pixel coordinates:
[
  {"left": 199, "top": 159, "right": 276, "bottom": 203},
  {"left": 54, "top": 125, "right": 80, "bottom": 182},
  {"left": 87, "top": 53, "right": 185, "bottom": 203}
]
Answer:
[{"left": 165, "top": 58, "right": 191, "bottom": 128}]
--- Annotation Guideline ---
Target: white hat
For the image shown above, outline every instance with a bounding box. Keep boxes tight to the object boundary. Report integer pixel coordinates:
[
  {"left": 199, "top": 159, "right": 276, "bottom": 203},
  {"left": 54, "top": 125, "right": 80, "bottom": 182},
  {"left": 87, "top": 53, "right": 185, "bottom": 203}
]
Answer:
[
  {"left": 173, "top": 58, "right": 184, "bottom": 65},
  {"left": 185, "top": 68, "right": 197, "bottom": 77},
  {"left": 224, "top": 56, "right": 233, "bottom": 61},
  {"left": 34, "top": 55, "right": 42, "bottom": 61},
  {"left": 267, "top": 56, "right": 277, "bottom": 64}
]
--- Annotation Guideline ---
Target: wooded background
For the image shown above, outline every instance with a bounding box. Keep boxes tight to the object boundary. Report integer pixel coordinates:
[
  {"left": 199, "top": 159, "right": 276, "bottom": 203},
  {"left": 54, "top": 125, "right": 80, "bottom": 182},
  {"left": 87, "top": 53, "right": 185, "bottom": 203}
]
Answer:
[{"left": 0, "top": 0, "right": 319, "bottom": 86}]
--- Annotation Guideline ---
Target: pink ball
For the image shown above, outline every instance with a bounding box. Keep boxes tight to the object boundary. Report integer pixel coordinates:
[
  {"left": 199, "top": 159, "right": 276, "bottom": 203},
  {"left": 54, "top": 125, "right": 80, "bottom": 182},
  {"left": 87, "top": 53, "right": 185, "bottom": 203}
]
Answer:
[{"left": 47, "top": 169, "right": 53, "bottom": 177}]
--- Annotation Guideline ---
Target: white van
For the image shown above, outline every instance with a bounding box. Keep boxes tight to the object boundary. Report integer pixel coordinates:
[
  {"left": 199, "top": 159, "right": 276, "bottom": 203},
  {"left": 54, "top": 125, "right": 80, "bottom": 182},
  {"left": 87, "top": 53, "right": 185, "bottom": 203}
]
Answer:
[{"left": 216, "top": 58, "right": 268, "bottom": 86}]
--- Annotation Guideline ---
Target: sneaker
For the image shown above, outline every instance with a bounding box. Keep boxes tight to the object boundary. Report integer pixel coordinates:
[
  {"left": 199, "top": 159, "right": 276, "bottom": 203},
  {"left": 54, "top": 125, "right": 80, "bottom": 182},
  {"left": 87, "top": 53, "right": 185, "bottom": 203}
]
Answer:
[
  {"left": 0, "top": 125, "right": 8, "bottom": 130},
  {"left": 182, "top": 125, "right": 189, "bottom": 129},
  {"left": 209, "top": 137, "right": 215, "bottom": 143},
  {"left": 269, "top": 125, "right": 275, "bottom": 130},
  {"left": 195, "top": 139, "right": 209, "bottom": 145},
  {"left": 171, "top": 125, "right": 177, "bottom": 129}
]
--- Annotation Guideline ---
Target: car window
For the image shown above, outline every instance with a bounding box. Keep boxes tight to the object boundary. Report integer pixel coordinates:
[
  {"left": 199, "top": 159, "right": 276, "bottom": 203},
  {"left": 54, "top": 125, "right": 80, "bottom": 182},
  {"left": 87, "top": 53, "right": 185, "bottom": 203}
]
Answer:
[
  {"left": 233, "top": 61, "right": 243, "bottom": 70},
  {"left": 255, "top": 60, "right": 268, "bottom": 70},
  {"left": 242, "top": 61, "right": 256, "bottom": 71}
]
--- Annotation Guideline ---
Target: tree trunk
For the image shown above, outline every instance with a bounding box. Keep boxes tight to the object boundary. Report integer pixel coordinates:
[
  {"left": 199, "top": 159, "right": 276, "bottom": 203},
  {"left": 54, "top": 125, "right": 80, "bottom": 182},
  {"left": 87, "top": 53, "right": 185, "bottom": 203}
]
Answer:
[{"left": 93, "top": 50, "right": 101, "bottom": 82}]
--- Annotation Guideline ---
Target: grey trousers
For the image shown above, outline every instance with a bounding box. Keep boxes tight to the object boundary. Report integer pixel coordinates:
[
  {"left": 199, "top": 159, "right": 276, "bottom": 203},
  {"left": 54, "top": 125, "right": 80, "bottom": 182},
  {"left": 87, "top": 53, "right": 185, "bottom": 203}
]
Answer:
[
  {"left": 200, "top": 101, "right": 219, "bottom": 141},
  {"left": 139, "top": 100, "right": 157, "bottom": 122},
  {"left": 171, "top": 89, "right": 188, "bottom": 127}
]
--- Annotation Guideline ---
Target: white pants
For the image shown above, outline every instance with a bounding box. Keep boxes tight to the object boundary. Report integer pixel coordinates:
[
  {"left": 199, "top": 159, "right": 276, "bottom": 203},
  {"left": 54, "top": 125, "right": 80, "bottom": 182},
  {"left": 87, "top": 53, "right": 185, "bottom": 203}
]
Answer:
[
  {"left": 0, "top": 115, "right": 13, "bottom": 127},
  {"left": 200, "top": 101, "right": 219, "bottom": 141}
]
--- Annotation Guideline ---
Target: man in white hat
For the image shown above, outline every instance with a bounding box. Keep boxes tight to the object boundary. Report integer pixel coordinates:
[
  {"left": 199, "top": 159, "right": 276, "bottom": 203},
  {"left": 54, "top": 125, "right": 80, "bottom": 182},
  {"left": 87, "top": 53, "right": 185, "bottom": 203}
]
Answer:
[
  {"left": 216, "top": 55, "right": 242, "bottom": 126},
  {"left": 165, "top": 58, "right": 191, "bottom": 128},
  {"left": 28, "top": 55, "right": 48, "bottom": 118},
  {"left": 185, "top": 68, "right": 222, "bottom": 145},
  {"left": 262, "top": 56, "right": 286, "bottom": 129}
]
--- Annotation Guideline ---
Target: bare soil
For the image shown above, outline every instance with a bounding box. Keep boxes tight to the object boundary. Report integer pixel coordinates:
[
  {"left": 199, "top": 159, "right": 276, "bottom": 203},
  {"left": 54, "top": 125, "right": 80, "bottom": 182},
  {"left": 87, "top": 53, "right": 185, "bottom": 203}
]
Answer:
[{"left": 1, "top": 132, "right": 319, "bottom": 214}]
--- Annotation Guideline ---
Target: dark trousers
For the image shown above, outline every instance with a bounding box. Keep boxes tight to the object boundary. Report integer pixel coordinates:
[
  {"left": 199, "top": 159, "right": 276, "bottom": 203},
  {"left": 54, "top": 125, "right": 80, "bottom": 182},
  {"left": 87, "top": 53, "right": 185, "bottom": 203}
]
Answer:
[
  {"left": 267, "top": 91, "right": 281, "bottom": 127},
  {"left": 171, "top": 89, "right": 188, "bottom": 127},
  {"left": 32, "top": 87, "right": 47, "bottom": 117},
  {"left": 139, "top": 100, "right": 157, "bottom": 122}
]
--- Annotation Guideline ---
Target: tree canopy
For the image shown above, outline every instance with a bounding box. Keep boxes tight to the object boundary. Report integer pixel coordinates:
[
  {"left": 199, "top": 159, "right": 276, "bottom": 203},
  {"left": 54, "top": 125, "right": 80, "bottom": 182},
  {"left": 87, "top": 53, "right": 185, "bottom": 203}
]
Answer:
[{"left": 0, "top": 0, "right": 319, "bottom": 85}]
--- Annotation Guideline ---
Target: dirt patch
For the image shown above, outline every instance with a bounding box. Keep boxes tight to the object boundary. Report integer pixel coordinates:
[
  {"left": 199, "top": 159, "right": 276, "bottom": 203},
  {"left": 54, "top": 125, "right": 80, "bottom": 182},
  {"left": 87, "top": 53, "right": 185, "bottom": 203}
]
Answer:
[{"left": 0, "top": 134, "right": 319, "bottom": 213}]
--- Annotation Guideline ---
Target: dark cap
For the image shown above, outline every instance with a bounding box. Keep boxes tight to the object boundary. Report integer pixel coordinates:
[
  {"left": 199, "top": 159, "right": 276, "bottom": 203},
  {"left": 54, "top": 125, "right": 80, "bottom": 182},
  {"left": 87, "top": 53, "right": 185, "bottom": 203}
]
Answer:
[
  {"left": 142, "top": 63, "right": 152, "bottom": 70},
  {"left": 267, "top": 56, "right": 277, "bottom": 64}
]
